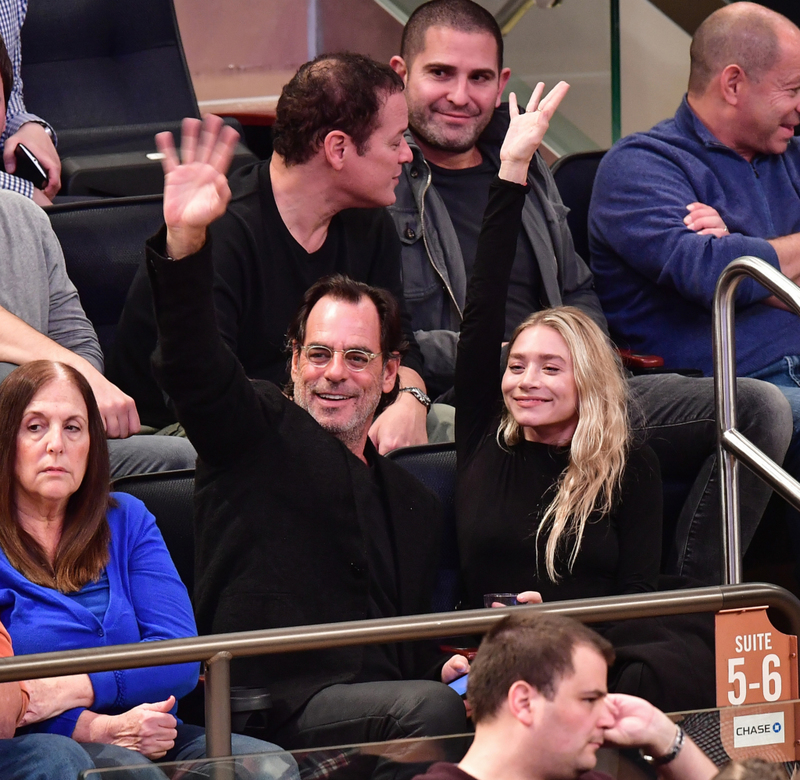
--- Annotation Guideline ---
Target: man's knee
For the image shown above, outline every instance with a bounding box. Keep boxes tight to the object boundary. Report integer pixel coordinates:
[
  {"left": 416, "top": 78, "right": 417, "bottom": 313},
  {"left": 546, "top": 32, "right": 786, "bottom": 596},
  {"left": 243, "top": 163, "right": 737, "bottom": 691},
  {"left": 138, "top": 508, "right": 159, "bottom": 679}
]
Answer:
[
  {"left": 108, "top": 435, "right": 197, "bottom": 479},
  {"left": 736, "top": 378, "right": 793, "bottom": 457},
  {"left": 390, "top": 680, "right": 468, "bottom": 739}
]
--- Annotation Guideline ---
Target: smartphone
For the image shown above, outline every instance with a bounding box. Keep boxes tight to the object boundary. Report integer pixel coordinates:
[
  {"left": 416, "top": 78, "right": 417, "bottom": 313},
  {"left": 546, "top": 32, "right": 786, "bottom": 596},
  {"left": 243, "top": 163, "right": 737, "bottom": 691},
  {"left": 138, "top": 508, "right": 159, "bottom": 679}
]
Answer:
[
  {"left": 448, "top": 673, "right": 469, "bottom": 698},
  {"left": 14, "top": 143, "right": 48, "bottom": 189}
]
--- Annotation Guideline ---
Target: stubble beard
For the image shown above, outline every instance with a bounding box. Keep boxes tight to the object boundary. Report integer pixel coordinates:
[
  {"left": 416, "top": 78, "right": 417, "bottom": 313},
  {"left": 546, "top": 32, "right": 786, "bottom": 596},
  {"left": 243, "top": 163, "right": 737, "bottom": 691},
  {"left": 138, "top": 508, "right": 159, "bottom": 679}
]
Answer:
[
  {"left": 407, "top": 104, "right": 492, "bottom": 155},
  {"left": 293, "top": 379, "right": 381, "bottom": 451}
]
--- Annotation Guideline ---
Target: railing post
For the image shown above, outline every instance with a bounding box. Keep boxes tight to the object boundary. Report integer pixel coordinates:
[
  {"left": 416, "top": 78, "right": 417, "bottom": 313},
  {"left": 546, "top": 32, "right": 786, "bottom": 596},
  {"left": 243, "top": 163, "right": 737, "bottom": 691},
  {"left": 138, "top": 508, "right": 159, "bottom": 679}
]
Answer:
[
  {"left": 713, "top": 271, "right": 742, "bottom": 585},
  {"left": 205, "top": 651, "right": 233, "bottom": 757},
  {"left": 713, "top": 256, "right": 800, "bottom": 585}
]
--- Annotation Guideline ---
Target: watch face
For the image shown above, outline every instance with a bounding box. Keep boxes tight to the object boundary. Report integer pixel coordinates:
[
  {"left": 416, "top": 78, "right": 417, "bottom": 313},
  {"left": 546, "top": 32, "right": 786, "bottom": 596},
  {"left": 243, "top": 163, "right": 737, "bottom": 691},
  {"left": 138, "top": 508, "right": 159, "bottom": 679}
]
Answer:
[{"left": 401, "top": 387, "right": 431, "bottom": 409}]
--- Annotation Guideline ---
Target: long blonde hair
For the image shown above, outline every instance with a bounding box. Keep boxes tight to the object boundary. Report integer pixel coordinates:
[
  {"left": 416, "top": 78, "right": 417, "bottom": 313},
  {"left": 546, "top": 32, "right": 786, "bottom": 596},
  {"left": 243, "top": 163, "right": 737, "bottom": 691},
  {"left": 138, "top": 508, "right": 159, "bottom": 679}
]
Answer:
[{"left": 497, "top": 307, "right": 629, "bottom": 582}]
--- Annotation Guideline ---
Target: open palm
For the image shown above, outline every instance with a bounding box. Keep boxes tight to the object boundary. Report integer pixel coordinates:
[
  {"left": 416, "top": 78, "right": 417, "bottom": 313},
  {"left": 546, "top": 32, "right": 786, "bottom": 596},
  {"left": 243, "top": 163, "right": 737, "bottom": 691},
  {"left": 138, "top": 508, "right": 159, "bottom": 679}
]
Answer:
[
  {"left": 155, "top": 115, "right": 240, "bottom": 247},
  {"left": 163, "top": 160, "right": 231, "bottom": 229}
]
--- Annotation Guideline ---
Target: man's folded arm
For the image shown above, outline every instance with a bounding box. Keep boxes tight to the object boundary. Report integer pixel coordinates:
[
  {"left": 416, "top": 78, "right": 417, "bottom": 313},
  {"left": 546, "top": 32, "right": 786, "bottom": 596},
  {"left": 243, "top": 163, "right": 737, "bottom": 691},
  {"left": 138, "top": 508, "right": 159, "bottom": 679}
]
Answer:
[{"left": 591, "top": 144, "right": 781, "bottom": 310}]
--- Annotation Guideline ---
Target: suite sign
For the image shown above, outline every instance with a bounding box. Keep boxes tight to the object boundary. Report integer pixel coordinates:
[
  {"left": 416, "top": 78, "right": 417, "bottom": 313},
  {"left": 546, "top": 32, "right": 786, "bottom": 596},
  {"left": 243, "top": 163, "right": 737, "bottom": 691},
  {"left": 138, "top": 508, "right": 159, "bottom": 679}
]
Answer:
[{"left": 716, "top": 607, "right": 799, "bottom": 761}]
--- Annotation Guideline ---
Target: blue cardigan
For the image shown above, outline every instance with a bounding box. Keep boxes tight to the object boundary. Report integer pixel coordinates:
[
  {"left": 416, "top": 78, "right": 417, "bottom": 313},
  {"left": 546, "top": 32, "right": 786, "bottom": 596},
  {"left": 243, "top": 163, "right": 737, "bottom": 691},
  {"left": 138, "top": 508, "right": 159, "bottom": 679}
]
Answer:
[
  {"left": 0, "top": 492, "right": 199, "bottom": 736},
  {"left": 589, "top": 96, "right": 800, "bottom": 376}
]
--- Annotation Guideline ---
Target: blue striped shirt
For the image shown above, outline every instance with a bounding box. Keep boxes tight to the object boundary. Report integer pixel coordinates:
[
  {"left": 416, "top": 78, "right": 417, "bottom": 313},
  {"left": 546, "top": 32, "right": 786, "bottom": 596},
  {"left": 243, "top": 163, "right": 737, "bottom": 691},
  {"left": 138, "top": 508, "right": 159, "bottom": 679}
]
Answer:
[{"left": 0, "top": 0, "right": 57, "bottom": 198}]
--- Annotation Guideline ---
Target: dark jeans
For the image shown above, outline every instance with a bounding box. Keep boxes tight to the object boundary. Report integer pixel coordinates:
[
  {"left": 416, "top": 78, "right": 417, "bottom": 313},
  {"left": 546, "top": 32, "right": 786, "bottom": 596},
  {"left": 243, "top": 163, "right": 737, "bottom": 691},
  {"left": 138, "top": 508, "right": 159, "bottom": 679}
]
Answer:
[
  {"left": 271, "top": 681, "right": 468, "bottom": 780},
  {"left": 272, "top": 680, "right": 467, "bottom": 749},
  {"left": 629, "top": 374, "right": 792, "bottom": 583}
]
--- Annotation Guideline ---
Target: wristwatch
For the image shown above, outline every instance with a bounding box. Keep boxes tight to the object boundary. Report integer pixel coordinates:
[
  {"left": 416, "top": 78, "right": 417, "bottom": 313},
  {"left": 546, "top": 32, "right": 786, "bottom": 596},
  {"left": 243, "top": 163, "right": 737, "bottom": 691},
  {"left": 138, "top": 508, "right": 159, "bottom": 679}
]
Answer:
[
  {"left": 33, "top": 121, "right": 54, "bottom": 140},
  {"left": 640, "top": 725, "right": 685, "bottom": 766},
  {"left": 398, "top": 386, "right": 431, "bottom": 412}
]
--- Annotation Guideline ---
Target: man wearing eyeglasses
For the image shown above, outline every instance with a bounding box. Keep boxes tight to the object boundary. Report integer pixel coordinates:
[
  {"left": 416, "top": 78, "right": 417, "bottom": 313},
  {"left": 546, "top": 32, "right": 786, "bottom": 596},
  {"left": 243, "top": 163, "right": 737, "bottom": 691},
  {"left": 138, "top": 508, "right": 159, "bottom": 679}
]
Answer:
[
  {"left": 146, "top": 115, "right": 469, "bottom": 752},
  {"left": 288, "top": 303, "right": 400, "bottom": 454}
]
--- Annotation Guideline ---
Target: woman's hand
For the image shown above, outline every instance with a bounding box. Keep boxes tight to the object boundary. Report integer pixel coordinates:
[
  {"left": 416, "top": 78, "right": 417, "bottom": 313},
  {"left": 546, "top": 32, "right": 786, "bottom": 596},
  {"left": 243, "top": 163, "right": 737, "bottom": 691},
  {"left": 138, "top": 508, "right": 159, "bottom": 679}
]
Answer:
[
  {"left": 487, "top": 591, "right": 543, "bottom": 607},
  {"left": 516, "top": 590, "right": 543, "bottom": 604},
  {"left": 499, "top": 81, "right": 571, "bottom": 185},
  {"left": 19, "top": 674, "right": 94, "bottom": 726},
  {"left": 74, "top": 696, "right": 178, "bottom": 760}
]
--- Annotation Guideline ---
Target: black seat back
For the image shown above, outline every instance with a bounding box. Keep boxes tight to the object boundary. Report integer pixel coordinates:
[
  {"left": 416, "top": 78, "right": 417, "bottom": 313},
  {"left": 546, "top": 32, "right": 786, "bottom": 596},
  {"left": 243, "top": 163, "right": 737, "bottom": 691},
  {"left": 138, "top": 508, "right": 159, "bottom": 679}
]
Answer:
[
  {"left": 19, "top": 0, "right": 264, "bottom": 196},
  {"left": 47, "top": 195, "right": 164, "bottom": 356},
  {"left": 21, "top": 0, "right": 199, "bottom": 136},
  {"left": 386, "top": 442, "right": 460, "bottom": 612},
  {"left": 550, "top": 150, "right": 608, "bottom": 262},
  {"left": 111, "top": 469, "right": 195, "bottom": 596}
]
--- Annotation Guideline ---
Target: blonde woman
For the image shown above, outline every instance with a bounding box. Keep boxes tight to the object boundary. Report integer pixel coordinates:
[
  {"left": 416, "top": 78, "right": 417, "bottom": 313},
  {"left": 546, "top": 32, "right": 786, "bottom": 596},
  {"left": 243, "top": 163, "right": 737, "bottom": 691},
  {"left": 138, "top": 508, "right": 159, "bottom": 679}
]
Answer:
[{"left": 455, "top": 83, "right": 662, "bottom": 607}]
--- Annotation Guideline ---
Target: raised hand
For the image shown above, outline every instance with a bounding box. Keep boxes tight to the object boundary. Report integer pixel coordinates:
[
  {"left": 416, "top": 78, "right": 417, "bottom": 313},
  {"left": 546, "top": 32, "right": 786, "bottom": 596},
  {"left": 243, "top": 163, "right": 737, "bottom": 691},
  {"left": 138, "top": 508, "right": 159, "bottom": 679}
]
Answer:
[
  {"left": 499, "top": 81, "right": 570, "bottom": 185},
  {"left": 155, "top": 115, "right": 240, "bottom": 259},
  {"left": 603, "top": 693, "right": 673, "bottom": 754}
]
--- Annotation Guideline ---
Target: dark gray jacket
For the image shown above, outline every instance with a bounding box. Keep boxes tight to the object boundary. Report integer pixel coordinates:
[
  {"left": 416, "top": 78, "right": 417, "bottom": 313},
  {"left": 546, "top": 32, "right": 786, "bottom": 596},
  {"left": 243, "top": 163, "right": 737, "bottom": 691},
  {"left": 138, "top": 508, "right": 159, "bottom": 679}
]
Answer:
[{"left": 388, "top": 104, "right": 606, "bottom": 397}]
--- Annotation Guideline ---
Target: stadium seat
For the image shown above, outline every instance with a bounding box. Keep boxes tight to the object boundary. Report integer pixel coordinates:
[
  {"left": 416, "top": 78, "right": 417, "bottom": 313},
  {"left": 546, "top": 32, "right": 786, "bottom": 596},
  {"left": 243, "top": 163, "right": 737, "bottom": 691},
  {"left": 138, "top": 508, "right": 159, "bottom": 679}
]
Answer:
[
  {"left": 550, "top": 150, "right": 606, "bottom": 264},
  {"left": 112, "top": 468, "right": 196, "bottom": 594},
  {"left": 47, "top": 195, "right": 163, "bottom": 356},
  {"left": 20, "top": 0, "right": 256, "bottom": 195},
  {"left": 386, "top": 442, "right": 461, "bottom": 612}
]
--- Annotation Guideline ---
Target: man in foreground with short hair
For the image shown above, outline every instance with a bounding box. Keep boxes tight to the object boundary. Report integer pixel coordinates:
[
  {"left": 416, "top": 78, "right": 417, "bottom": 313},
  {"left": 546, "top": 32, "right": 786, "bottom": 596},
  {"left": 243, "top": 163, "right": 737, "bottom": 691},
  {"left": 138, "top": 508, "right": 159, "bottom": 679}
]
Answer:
[
  {"left": 388, "top": 0, "right": 791, "bottom": 584},
  {"left": 415, "top": 613, "right": 717, "bottom": 780},
  {"left": 111, "top": 52, "right": 432, "bottom": 454},
  {"left": 589, "top": 2, "right": 800, "bottom": 483},
  {"left": 147, "top": 114, "right": 469, "bottom": 749}
]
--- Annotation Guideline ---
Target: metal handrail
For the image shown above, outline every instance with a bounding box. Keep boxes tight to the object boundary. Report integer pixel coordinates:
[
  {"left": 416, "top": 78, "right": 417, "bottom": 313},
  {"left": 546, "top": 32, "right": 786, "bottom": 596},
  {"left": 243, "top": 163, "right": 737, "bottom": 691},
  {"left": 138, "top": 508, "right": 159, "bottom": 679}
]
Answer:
[
  {"left": 713, "top": 256, "right": 800, "bottom": 585},
  {"left": 1, "top": 583, "right": 798, "bottom": 757}
]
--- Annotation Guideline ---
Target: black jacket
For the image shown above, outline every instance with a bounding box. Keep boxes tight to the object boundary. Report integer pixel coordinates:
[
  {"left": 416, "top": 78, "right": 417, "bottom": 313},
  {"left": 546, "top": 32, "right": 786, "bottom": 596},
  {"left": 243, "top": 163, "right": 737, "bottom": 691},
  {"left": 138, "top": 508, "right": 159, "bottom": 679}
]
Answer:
[{"left": 147, "top": 229, "right": 443, "bottom": 728}]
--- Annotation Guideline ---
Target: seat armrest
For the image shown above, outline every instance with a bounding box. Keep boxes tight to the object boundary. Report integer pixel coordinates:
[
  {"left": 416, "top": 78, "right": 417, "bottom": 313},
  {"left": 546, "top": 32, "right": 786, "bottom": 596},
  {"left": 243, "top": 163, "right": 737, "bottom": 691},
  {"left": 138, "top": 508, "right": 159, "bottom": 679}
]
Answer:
[{"left": 617, "top": 349, "right": 664, "bottom": 370}]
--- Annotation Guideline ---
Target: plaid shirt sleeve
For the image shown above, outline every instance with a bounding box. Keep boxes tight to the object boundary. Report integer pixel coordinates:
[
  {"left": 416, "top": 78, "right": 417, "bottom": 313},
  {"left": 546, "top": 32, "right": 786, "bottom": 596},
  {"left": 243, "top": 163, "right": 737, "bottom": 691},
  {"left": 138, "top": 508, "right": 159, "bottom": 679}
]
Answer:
[
  {"left": 0, "top": 0, "right": 57, "bottom": 141},
  {"left": 0, "top": 0, "right": 56, "bottom": 198},
  {"left": 0, "top": 169, "right": 33, "bottom": 197}
]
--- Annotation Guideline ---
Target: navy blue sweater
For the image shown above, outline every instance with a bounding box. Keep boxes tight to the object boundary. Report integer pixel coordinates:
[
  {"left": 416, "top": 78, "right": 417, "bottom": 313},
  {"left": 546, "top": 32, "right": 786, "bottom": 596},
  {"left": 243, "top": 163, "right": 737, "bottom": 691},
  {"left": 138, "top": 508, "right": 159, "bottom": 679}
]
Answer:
[{"left": 589, "top": 96, "right": 800, "bottom": 376}]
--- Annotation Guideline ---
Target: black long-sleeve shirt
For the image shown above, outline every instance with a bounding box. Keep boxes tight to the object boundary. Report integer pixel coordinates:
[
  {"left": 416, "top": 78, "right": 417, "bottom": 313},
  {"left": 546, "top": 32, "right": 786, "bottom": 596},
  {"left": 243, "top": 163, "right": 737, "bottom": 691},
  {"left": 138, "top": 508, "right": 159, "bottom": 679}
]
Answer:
[
  {"left": 146, "top": 228, "right": 442, "bottom": 728},
  {"left": 455, "top": 178, "right": 662, "bottom": 607},
  {"left": 110, "top": 161, "right": 423, "bottom": 429}
]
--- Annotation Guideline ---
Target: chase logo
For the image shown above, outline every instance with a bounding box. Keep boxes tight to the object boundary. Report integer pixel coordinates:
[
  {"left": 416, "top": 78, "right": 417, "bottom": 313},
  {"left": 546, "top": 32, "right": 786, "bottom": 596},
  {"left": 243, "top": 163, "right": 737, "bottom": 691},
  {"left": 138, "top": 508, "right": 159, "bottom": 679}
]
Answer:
[{"left": 733, "top": 713, "right": 785, "bottom": 748}]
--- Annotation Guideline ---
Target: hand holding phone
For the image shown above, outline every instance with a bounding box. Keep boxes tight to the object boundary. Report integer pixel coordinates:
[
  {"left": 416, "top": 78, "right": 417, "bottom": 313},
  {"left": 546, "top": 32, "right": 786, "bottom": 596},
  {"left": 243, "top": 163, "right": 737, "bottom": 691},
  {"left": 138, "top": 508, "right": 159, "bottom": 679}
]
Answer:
[
  {"left": 448, "top": 673, "right": 469, "bottom": 698},
  {"left": 14, "top": 143, "right": 48, "bottom": 190}
]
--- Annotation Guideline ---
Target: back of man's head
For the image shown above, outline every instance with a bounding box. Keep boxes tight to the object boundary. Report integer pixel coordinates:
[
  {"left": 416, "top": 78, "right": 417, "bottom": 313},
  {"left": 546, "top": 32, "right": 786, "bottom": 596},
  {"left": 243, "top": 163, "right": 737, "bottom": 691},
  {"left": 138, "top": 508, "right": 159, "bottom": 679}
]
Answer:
[
  {"left": 468, "top": 613, "right": 614, "bottom": 724},
  {"left": 272, "top": 52, "right": 404, "bottom": 167},
  {"left": 401, "top": 0, "right": 504, "bottom": 71},
  {"left": 689, "top": 3, "right": 795, "bottom": 95}
]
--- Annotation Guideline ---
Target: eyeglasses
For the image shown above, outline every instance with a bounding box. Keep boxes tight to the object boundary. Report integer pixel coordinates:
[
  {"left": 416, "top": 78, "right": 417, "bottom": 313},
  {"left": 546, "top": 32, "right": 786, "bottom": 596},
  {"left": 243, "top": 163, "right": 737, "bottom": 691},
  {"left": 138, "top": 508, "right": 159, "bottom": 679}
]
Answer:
[{"left": 299, "top": 345, "right": 382, "bottom": 372}]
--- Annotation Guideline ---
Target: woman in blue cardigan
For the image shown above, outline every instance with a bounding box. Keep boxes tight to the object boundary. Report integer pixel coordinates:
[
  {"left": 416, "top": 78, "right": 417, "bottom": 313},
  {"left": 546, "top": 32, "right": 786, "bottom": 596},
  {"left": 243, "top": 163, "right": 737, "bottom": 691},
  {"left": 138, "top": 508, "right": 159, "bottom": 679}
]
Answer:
[{"left": 0, "top": 360, "right": 296, "bottom": 778}]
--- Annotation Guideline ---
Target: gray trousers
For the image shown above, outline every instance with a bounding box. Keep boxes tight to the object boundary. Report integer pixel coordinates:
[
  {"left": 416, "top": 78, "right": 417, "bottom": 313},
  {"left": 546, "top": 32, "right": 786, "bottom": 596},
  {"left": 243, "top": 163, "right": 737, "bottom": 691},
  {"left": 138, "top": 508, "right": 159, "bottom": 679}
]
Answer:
[{"left": 0, "top": 362, "right": 197, "bottom": 479}]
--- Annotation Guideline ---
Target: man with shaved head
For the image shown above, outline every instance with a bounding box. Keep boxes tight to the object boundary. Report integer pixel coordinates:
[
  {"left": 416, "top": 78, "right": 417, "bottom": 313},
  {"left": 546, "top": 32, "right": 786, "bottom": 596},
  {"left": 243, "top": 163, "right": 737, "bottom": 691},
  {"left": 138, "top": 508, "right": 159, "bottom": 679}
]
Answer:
[{"left": 589, "top": 3, "right": 800, "bottom": 501}]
